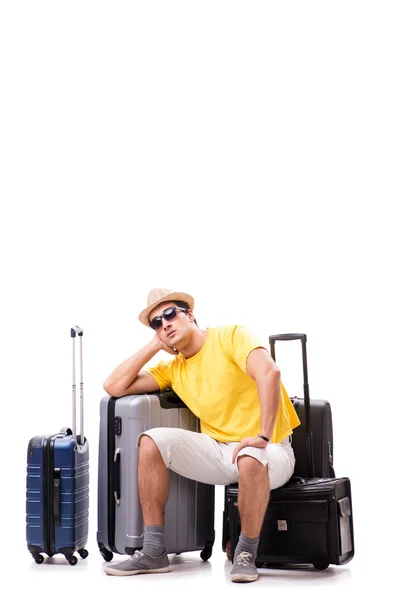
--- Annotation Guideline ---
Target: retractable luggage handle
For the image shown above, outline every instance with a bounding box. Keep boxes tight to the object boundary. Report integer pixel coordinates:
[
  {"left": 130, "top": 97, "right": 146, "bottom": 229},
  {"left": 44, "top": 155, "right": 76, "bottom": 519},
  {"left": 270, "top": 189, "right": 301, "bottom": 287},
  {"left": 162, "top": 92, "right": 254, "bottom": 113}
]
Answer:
[
  {"left": 71, "top": 326, "right": 84, "bottom": 444},
  {"left": 269, "top": 333, "right": 315, "bottom": 478}
]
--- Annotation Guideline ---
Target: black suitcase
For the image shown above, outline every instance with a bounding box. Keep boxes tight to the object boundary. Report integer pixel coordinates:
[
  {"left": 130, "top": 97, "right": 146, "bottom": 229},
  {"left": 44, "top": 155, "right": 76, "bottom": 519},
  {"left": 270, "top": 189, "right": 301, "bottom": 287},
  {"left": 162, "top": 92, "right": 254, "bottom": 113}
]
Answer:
[
  {"left": 222, "top": 401, "right": 335, "bottom": 558},
  {"left": 222, "top": 335, "right": 335, "bottom": 557},
  {"left": 225, "top": 334, "right": 355, "bottom": 570}
]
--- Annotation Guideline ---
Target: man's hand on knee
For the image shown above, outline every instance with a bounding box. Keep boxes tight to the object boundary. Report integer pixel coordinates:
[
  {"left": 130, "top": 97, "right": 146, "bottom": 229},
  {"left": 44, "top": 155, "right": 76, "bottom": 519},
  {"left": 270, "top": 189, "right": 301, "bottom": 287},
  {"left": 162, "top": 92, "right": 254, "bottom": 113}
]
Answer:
[{"left": 232, "top": 436, "right": 268, "bottom": 463}]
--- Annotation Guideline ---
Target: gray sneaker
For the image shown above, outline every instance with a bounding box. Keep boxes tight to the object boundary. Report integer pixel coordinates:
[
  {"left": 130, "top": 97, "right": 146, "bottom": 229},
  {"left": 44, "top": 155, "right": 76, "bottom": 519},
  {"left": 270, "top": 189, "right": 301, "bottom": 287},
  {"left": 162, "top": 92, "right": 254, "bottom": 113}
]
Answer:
[
  {"left": 104, "top": 549, "right": 170, "bottom": 576},
  {"left": 230, "top": 550, "right": 258, "bottom": 583}
]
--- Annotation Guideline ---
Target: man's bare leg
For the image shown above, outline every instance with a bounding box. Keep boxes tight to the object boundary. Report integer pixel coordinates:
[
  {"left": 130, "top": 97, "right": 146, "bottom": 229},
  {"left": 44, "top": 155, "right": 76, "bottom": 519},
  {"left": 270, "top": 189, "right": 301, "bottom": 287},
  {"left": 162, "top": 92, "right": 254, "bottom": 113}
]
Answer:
[
  {"left": 138, "top": 434, "right": 169, "bottom": 525},
  {"left": 104, "top": 434, "right": 170, "bottom": 576},
  {"left": 238, "top": 455, "right": 270, "bottom": 537},
  {"left": 230, "top": 455, "right": 270, "bottom": 583}
]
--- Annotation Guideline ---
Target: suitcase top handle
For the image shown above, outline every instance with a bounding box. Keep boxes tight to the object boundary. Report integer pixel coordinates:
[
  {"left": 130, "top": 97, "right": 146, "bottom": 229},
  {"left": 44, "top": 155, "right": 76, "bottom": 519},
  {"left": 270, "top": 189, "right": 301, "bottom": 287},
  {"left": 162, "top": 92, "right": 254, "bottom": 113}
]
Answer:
[
  {"left": 269, "top": 333, "right": 307, "bottom": 343},
  {"left": 269, "top": 333, "right": 315, "bottom": 479},
  {"left": 71, "top": 326, "right": 83, "bottom": 338}
]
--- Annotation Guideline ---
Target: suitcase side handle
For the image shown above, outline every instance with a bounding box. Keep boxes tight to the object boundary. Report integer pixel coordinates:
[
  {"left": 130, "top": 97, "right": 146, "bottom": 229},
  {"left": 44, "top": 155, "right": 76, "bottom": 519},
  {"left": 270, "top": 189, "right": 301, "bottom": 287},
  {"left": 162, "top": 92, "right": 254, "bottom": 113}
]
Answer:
[
  {"left": 53, "top": 468, "right": 61, "bottom": 526},
  {"left": 269, "top": 333, "right": 315, "bottom": 479},
  {"left": 113, "top": 448, "right": 121, "bottom": 505}
]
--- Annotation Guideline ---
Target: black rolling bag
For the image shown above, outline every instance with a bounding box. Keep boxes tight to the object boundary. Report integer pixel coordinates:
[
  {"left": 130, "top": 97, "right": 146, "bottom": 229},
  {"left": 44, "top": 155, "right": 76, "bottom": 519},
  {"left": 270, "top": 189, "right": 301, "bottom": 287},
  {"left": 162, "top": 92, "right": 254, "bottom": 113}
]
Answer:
[{"left": 225, "top": 334, "right": 355, "bottom": 570}]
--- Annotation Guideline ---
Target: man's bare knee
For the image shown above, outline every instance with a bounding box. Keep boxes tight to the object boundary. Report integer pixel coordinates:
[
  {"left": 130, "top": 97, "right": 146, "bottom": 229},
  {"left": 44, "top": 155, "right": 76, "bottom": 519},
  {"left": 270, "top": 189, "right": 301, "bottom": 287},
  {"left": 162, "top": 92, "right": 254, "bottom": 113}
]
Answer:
[
  {"left": 237, "top": 455, "right": 267, "bottom": 476},
  {"left": 139, "top": 434, "right": 163, "bottom": 460},
  {"left": 237, "top": 454, "right": 261, "bottom": 469},
  {"left": 139, "top": 433, "right": 157, "bottom": 450}
]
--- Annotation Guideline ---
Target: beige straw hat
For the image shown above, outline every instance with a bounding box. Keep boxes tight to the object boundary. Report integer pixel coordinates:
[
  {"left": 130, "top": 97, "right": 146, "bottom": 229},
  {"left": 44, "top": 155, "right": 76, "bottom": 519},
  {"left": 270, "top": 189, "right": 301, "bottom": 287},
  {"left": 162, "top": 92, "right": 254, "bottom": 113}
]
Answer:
[{"left": 138, "top": 288, "right": 195, "bottom": 326}]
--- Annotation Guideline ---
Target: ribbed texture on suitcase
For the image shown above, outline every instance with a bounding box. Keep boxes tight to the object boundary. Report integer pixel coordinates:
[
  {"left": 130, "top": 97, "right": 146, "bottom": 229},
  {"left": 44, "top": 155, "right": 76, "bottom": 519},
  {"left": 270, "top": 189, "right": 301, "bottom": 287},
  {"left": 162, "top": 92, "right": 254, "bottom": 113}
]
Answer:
[
  {"left": 26, "top": 434, "right": 89, "bottom": 556},
  {"left": 97, "top": 393, "right": 215, "bottom": 558}
]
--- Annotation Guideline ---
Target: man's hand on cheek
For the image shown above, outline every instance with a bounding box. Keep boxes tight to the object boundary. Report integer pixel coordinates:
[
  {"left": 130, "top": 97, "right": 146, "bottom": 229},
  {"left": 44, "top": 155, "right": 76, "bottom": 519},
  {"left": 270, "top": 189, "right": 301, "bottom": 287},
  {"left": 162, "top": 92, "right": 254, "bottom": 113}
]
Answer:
[{"left": 153, "top": 334, "right": 179, "bottom": 355}]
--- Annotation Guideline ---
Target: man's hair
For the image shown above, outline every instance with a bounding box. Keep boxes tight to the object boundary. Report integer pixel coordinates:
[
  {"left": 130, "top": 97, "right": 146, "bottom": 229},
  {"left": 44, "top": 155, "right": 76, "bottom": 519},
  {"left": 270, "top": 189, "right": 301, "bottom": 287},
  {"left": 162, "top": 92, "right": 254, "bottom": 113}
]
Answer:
[{"left": 174, "top": 300, "right": 198, "bottom": 327}]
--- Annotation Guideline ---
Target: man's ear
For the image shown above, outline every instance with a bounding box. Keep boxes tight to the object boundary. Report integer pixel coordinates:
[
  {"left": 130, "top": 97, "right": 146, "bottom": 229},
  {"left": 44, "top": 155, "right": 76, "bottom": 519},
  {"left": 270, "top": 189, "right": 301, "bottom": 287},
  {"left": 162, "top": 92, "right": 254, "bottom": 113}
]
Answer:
[{"left": 187, "top": 308, "right": 195, "bottom": 322}]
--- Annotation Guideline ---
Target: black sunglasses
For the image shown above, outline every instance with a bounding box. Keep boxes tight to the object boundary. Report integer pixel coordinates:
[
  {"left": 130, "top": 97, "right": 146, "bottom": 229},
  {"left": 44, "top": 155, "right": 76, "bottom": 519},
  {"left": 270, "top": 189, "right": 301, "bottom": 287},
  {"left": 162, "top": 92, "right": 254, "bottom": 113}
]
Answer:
[{"left": 149, "top": 306, "right": 188, "bottom": 330}]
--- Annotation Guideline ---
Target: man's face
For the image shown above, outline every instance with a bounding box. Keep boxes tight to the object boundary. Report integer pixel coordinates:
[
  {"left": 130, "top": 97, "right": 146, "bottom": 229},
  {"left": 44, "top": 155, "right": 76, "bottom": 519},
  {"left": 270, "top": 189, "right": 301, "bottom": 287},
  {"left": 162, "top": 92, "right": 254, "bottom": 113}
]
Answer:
[{"left": 148, "top": 301, "right": 193, "bottom": 348}]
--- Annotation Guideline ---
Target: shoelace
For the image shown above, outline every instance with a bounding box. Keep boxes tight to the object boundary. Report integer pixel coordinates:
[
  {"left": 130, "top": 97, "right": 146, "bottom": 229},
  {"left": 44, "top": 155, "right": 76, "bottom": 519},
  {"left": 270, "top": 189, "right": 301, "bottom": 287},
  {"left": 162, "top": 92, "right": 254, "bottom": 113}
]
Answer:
[
  {"left": 132, "top": 550, "right": 144, "bottom": 560},
  {"left": 235, "top": 551, "right": 253, "bottom": 566}
]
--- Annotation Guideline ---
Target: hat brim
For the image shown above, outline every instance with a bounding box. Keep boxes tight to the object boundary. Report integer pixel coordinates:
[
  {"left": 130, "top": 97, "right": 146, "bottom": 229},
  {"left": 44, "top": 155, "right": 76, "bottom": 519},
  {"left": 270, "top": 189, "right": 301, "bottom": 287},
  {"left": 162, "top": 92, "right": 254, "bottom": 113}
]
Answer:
[{"left": 139, "top": 292, "right": 195, "bottom": 326}]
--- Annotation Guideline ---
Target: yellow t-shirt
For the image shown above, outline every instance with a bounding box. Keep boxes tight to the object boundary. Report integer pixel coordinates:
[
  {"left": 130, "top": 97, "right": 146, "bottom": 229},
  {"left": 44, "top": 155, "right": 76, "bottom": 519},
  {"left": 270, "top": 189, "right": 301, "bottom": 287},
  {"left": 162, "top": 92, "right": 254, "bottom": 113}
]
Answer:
[{"left": 145, "top": 325, "right": 301, "bottom": 443}]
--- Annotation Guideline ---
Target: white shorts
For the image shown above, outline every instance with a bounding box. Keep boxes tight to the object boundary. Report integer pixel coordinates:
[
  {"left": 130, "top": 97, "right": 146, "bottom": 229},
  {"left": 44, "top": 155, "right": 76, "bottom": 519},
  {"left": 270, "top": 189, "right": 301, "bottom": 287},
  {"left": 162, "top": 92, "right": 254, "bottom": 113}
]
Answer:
[{"left": 137, "top": 428, "right": 295, "bottom": 489}]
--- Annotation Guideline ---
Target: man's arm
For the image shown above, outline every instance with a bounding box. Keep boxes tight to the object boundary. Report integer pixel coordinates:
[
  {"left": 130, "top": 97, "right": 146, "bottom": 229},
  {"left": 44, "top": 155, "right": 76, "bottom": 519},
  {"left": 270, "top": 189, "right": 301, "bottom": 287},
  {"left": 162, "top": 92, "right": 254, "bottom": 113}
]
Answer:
[
  {"left": 231, "top": 347, "right": 281, "bottom": 463},
  {"left": 103, "top": 336, "right": 169, "bottom": 397},
  {"left": 246, "top": 347, "right": 281, "bottom": 440}
]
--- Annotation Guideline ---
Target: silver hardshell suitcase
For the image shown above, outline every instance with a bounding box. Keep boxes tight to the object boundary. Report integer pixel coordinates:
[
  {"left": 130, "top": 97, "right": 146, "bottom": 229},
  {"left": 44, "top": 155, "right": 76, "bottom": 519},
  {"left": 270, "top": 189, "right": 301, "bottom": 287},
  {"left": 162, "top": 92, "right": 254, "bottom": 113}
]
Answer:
[{"left": 97, "top": 391, "right": 215, "bottom": 562}]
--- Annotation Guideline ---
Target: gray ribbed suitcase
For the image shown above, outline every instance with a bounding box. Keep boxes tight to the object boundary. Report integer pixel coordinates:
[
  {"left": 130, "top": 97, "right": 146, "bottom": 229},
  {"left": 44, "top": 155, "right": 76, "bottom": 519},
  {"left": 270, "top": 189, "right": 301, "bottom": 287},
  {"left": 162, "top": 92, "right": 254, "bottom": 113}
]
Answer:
[{"left": 97, "top": 391, "right": 215, "bottom": 562}]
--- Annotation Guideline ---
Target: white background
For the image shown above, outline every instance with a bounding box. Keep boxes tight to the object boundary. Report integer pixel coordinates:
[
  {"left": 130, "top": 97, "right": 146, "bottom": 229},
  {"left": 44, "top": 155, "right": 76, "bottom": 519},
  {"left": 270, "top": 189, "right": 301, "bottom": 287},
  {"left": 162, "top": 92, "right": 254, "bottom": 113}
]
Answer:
[{"left": 1, "top": 1, "right": 399, "bottom": 596}]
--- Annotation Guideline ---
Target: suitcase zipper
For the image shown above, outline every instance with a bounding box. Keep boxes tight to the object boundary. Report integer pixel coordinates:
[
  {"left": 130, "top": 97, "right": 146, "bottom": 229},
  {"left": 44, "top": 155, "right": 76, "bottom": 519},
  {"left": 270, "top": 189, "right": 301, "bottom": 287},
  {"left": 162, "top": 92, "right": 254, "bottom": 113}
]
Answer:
[
  {"left": 43, "top": 435, "right": 55, "bottom": 556},
  {"left": 43, "top": 437, "right": 50, "bottom": 556},
  {"left": 107, "top": 398, "right": 118, "bottom": 553},
  {"left": 43, "top": 434, "right": 62, "bottom": 557},
  {"left": 48, "top": 436, "right": 57, "bottom": 556}
]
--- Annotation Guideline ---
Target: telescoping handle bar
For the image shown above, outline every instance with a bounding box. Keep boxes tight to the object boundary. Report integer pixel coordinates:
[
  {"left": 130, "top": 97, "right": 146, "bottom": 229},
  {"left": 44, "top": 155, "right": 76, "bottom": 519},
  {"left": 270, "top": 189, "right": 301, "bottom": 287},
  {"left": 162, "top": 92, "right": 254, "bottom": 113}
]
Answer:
[
  {"left": 71, "top": 326, "right": 84, "bottom": 444},
  {"left": 269, "top": 333, "right": 315, "bottom": 479}
]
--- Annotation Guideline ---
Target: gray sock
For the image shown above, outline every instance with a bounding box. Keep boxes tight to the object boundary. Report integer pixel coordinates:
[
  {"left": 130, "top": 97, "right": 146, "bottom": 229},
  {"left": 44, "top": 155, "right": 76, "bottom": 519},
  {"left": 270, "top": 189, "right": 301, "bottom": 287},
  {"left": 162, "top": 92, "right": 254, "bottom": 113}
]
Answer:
[
  {"left": 142, "top": 525, "right": 166, "bottom": 557},
  {"left": 235, "top": 533, "right": 259, "bottom": 560}
]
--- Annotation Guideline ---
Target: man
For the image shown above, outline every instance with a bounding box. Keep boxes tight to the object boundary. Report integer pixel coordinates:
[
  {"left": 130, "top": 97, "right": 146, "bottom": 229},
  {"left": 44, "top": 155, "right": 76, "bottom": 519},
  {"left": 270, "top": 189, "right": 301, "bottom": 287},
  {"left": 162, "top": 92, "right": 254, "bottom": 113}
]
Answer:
[{"left": 103, "top": 288, "right": 300, "bottom": 583}]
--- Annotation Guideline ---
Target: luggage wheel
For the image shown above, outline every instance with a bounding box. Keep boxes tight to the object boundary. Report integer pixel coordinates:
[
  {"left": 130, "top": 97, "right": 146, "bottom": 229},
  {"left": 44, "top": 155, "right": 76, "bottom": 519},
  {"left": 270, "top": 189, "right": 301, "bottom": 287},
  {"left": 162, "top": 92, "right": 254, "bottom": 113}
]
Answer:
[
  {"left": 100, "top": 548, "right": 113, "bottom": 562},
  {"left": 200, "top": 539, "right": 214, "bottom": 561},
  {"left": 33, "top": 553, "right": 44, "bottom": 564}
]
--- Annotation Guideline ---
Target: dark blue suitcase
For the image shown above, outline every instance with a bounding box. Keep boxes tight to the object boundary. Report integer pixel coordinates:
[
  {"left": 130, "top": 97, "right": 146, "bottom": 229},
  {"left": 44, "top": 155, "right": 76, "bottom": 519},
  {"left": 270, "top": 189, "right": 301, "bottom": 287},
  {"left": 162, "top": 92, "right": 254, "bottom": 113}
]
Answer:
[{"left": 26, "top": 326, "right": 89, "bottom": 565}]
